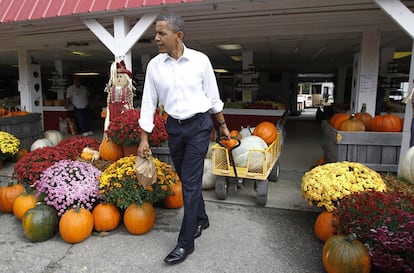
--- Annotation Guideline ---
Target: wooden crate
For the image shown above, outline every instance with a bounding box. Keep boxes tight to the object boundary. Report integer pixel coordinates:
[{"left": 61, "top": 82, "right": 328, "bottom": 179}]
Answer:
[
  {"left": 321, "top": 120, "right": 402, "bottom": 172},
  {"left": 151, "top": 145, "right": 174, "bottom": 169},
  {"left": 0, "top": 113, "right": 42, "bottom": 151}
]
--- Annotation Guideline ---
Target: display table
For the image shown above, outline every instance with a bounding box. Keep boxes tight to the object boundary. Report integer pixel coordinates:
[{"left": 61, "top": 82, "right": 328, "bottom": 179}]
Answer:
[
  {"left": 43, "top": 106, "right": 73, "bottom": 131},
  {"left": 222, "top": 108, "right": 286, "bottom": 130}
]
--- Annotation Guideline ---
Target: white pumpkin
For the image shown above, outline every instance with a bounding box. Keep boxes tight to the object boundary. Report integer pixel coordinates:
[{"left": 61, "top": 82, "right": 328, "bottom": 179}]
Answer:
[
  {"left": 202, "top": 158, "right": 217, "bottom": 190},
  {"left": 232, "top": 135, "right": 268, "bottom": 169},
  {"left": 44, "top": 130, "right": 64, "bottom": 146},
  {"left": 239, "top": 126, "right": 255, "bottom": 139},
  {"left": 400, "top": 146, "right": 414, "bottom": 184},
  {"left": 30, "top": 138, "right": 53, "bottom": 151}
]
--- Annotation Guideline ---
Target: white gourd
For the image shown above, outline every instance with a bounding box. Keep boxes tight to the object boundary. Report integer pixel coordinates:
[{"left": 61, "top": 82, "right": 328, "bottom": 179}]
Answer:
[
  {"left": 232, "top": 135, "right": 268, "bottom": 169},
  {"left": 400, "top": 146, "right": 414, "bottom": 184},
  {"left": 239, "top": 126, "right": 254, "bottom": 139},
  {"left": 44, "top": 130, "right": 64, "bottom": 146},
  {"left": 30, "top": 138, "right": 53, "bottom": 151},
  {"left": 202, "top": 158, "right": 217, "bottom": 190}
]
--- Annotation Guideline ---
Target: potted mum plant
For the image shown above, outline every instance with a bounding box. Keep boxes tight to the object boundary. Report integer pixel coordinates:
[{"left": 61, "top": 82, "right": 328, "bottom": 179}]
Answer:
[
  {"left": 105, "top": 109, "right": 168, "bottom": 155},
  {"left": 99, "top": 155, "right": 176, "bottom": 210},
  {"left": 301, "top": 161, "right": 387, "bottom": 211},
  {"left": 0, "top": 131, "right": 20, "bottom": 168},
  {"left": 34, "top": 159, "right": 102, "bottom": 216},
  {"left": 334, "top": 189, "right": 414, "bottom": 273}
]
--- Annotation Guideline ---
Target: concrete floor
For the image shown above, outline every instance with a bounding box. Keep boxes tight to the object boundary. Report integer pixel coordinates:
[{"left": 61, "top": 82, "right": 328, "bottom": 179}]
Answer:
[{"left": 0, "top": 108, "right": 327, "bottom": 273}]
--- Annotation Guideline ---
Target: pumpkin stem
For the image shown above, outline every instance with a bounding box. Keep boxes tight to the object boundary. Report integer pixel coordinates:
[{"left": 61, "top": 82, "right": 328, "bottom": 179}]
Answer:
[
  {"left": 345, "top": 233, "right": 358, "bottom": 242},
  {"left": 73, "top": 203, "right": 81, "bottom": 212},
  {"left": 360, "top": 103, "right": 367, "bottom": 113}
]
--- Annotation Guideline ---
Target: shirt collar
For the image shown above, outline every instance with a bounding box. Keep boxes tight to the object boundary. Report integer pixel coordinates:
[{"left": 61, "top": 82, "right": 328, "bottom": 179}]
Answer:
[{"left": 161, "top": 44, "right": 191, "bottom": 63}]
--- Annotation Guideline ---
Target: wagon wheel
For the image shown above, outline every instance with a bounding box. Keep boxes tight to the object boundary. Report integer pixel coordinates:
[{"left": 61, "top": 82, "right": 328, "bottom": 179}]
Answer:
[
  {"left": 215, "top": 176, "right": 228, "bottom": 200},
  {"left": 256, "top": 180, "right": 269, "bottom": 206},
  {"left": 268, "top": 161, "right": 280, "bottom": 182}
]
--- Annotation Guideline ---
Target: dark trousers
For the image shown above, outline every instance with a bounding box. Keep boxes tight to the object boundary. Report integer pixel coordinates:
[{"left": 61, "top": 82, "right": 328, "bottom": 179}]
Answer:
[
  {"left": 73, "top": 106, "right": 92, "bottom": 134},
  {"left": 165, "top": 112, "right": 213, "bottom": 250}
]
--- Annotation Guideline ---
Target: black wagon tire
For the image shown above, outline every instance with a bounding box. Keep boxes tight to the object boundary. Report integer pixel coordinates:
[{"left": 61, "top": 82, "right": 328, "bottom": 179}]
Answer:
[
  {"left": 256, "top": 180, "right": 269, "bottom": 206},
  {"left": 215, "top": 176, "right": 228, "bottom": 200}
]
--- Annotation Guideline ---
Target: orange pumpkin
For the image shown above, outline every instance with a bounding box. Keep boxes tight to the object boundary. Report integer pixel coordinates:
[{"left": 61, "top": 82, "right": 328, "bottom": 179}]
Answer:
[
  {"left": 220, "top": 137, "right": 239, "bottom": 150},
  {"left": 0, "top": 107, "right": 9, "bottom": 116},
  {"left": 99, "top": 138, "right": 122, "bottom": 161},
  {"left": 11, "top": 148, "right": 28, "bottom": 163},
  {"left": 12, "top": 191, "right": 38, "bottom": 220},
  {"left": 252, "top": 121, "right": 278, "bottom": 145},
  {"left": 59, "top": 207, "right": 94, "bottom": 243},
  {"left": 123, "top": 202, "right": 155, "bottom": 235},
  {"left": 0, "top": 183, "right": 25, "bottom": 213},
  {"left": 230, "top": 130, "right": 242, "bottom": 139},
  {"left": 164, "top": 182, "right": 184, "bottom": 209},
  {"left": 370, "top": 113, "right": 402, "bottom": 132},
  {"left": 329, "top": 113, "right": 350, "bottom": 130},
  {"left": 92, "top": 203, "right": 121, "bottom": 232},
  {"left": 338, "top": 115, "right": 365, "bottom": 131},
  {"left": 314, "top": 211, "right": 337, "bottom": 242},
  {"left": 355, "top": 103, "right": 372, "bottom": 131},
  {"left": 323, "top": 234, "right": 371, "bottom": 273}
]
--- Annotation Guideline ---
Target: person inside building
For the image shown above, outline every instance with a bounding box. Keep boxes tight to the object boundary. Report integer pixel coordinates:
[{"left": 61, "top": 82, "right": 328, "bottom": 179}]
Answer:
[
  {"left": 137, "top": 13, "right": 231, "bottom": 265},
  {"left": 66, "top": 76, "right": 93, "bottom": 136}
]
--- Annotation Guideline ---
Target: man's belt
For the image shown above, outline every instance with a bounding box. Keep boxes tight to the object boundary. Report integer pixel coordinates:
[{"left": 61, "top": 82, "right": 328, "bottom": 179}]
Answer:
[{"left": 170, "top": 112, "right": 207, "bottom": 125}]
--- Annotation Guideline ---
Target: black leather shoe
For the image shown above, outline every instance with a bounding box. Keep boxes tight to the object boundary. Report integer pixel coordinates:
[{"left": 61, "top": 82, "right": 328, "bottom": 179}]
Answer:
[
  {"left": 164, "top": 245, "right": 194, "bottom": 265},
  {"left": 194, "top": 221, "right": 210, "bottom": 239}
]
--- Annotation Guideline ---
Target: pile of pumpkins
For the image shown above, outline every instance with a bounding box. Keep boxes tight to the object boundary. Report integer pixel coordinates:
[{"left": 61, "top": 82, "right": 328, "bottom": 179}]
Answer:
[
  {"left": 314, "top": 211, "right": 371, "bottom": 273},
  {"left": 2, "top": 131, "right": 184, "bottom": 244},
  {"left": 0, "top": 107, "right": 30, "bottom": 118},
  {"left": 202, "top": 121, "right": 279, "bottom": 190},
  {"left": 0, "top": 182, "right": 163, "bottom": 244},
  {"left": 222, "top": 120, "right": 278, "bottom": 168},
  {"left": 329, "top": 103, "right": 403, "bottom": 132}
]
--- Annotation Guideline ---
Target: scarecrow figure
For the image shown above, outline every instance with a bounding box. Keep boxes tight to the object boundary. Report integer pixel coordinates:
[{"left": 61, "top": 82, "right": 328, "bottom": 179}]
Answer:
[{"left": 103, "top": 61, "right": 135, "bottom": 132}]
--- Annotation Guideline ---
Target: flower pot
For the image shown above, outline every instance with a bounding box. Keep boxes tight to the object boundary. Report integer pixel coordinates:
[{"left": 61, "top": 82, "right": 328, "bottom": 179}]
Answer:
[
  {"left": 122, "top": 145, "right": 138, "bottom": 157},
  {"left": 0, "top": 159, "right": 3, "bottom": 171}
]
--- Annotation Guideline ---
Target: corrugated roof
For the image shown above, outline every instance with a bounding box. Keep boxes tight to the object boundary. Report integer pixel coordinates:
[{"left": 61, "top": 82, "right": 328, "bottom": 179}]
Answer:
[{"left": 0, "top": 0, "right": 200, "bottom": 23}]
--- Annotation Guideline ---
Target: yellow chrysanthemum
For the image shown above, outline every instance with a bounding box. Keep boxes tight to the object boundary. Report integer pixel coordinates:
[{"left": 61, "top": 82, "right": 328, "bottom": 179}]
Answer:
[{"left": 301, "top": 161, "right": 386, "bottom": 212}]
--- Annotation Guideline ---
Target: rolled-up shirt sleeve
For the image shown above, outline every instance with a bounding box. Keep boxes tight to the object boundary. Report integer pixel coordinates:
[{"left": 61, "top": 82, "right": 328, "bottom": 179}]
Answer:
[{"left": 203, "top": 56, "right": 224, "bottom": 114}]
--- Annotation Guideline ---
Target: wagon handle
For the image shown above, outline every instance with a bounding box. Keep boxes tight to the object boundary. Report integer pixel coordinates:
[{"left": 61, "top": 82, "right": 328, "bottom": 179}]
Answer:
[{"left": 216, "top": 136, "right": 241, "bottom": 181}]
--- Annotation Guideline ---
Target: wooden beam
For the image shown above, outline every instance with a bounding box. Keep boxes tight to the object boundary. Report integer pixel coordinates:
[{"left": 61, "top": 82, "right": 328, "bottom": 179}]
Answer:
[{"left": 375, "top": 0, "right": 414, "bottom": 39}]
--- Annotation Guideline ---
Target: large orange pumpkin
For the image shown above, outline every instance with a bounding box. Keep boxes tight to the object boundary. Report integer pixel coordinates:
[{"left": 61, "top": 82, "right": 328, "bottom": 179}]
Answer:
[
  {"left": 0, "top": 183, "right": 25, "bottom": 213},
  {"left": 355, "top": 103, "right": 372, "bottom": 131},
  {"left": 329, "top": 113, "right": 350, "bottom": 130},
  {"left": 323, "top": 234, "right": 371, "bottom": 273},
  {"left": 164, "top": 181, "right": 184, "bottom": 209},
  {"left": 92, "top": 203, "right": 121, "bottom": 232},
  {"left": 123, "top": 202, "right": 155, "bottom": 235},
  {"left": 370, "top": 113, "right": 402, "bottom": 132},
  {"left": 338, "top": 115, "right": 365, "bottom": 131},
  {"left": 252, "top": 121, "right": 278, "bottom": 145},
  {"left": 12, "top": 191, "right": 38, "bottom": 220},
  {"left": 59, "top": 207, "right": 94, "bottom": 243},
  {"left": 99, "top": 138, "right": 123, "bottom": 161},
  {"left": 314, "top": 211, "right": 337, "bottom": 242}
]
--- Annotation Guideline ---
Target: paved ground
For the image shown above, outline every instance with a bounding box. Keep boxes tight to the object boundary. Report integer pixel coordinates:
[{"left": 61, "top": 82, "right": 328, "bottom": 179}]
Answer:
[{"left": 0, "top": 111, "right": 327, "bottom": 273}]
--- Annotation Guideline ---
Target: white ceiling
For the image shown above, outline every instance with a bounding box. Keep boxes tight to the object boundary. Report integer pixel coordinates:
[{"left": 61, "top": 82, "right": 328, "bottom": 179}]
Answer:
[{"left": 0, "top": 0, "right": 412, "bottom": 77}]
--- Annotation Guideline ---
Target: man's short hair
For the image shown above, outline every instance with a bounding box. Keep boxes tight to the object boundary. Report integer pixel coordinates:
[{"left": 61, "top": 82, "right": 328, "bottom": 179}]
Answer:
[{"left": 157, "top": 13, "right": 185, "bottom": 33}]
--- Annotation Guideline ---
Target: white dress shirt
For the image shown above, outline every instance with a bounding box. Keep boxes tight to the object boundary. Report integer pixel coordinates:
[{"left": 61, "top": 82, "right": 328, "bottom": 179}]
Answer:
[
  {"left": 66, "top": 84, "right": 89, "bottom": 109},
  {"left": 139, "top": 45, "right": 224, "bottom": 133}
]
